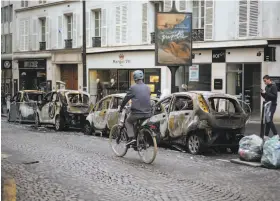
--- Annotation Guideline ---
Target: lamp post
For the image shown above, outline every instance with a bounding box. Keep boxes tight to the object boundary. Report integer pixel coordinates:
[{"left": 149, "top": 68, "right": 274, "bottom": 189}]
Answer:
[{"left": 82, "top": 0, "right": 87, "bottom": 91}]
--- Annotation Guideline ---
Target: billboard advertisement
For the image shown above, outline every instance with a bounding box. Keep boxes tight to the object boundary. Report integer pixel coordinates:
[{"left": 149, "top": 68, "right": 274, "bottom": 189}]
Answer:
[{"left": 155, "top": 12, "right": 192, "bottom": 66}]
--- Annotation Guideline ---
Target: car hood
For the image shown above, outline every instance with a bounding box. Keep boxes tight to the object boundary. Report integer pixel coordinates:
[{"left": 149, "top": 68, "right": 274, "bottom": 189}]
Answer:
[{"left": 67, "top": 105, "right": 90, "bottom": 114}]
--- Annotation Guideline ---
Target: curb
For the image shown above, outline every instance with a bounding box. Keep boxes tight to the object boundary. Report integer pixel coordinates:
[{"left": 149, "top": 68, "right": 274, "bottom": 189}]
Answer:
[{"left": 2, "top": 177, "right": 16, "bottom": 201}]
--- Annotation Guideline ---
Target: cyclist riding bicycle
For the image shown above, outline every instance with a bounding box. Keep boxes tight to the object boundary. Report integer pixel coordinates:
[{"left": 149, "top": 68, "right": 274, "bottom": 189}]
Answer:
[{"left": 119, "top": 70, "right": 152, "bottom": 144}]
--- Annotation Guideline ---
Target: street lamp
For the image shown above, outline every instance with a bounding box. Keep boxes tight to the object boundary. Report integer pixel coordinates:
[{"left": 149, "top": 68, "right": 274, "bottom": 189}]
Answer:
[{"left": 82, "top": 0, "right": 87, "bottom": 92}]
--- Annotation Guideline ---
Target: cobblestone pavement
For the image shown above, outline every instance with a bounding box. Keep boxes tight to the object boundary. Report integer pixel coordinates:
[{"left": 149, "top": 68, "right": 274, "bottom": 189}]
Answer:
[{"left": 2, "top": 119, "right": 280, "bottom": 201}]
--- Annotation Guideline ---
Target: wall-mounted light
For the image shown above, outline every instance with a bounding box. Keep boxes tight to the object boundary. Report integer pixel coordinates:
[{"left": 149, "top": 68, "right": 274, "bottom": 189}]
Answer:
[
  {"left": 192, "top": 53, "right": 195, "bottom": 59},
  {"left": 227, "top": 52, "right": 230, "bottom": 55},
  {"left": 257, "top": 51, "right": 262, "bottom": 56}
]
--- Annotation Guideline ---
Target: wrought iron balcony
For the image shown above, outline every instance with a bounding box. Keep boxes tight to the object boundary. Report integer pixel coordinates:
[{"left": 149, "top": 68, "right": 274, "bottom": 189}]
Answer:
[
  {"left": 39, "top": 42, "right": 46, "bottom": 50},
  {"left": 65, "top": 39, "right": 73, "bottom": 49},
  {"left": 192, "top": 29, "right": 204, "bottom": 41},
  {"left": 92, "top": 37, "right": 101, "bottom": 47},
  {"left": 150, "top": 32, "right": 155, "bottom": 44}
]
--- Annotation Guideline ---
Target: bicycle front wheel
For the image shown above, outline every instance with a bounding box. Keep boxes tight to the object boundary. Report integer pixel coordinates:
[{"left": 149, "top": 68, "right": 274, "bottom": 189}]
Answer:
[
  {"left": 137, "top": 128, "right": 158, "bottom": 164},
  {"left": 109, "top": 124, "right": 128, "bottom": 157}
]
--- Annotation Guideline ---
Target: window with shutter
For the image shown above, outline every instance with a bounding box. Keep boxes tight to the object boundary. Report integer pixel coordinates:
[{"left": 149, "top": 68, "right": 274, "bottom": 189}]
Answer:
[
  {"left": 121, "top": 5, "right": 128, "bottom": 44},
  {"left": 164, "top": 0, "right": 172, "bottom": 12},
  {"left": 20, "top": 20, "right": 25, "bottom": 51},
  {"left": 73, "top": 13, "right": 77, "bottom": 47},
  {"left": 249, "top": 0, "right": 258, "bottom": 37},
  {"left": 238, "top": 0, "right": 247, "bottom": 37},
  {"left": 24, "top": 19, "right": 29, "bottom": 51},
  {"left": 204, "top": 0, "right": 213, "bottom": 40},
  {"left": 193, "top": 0, "right": 205, "bottom": 29},
  {"left": 238, "top": 0, "right": 259, "bottom": 38},
  {"left": 101, "top": 9, "right": 107, "bottom": 46},
  {"left": 57, "top": 15, "right": 63, "bottom": 48},
  {"left": 76, "top": 14, "right": 80, "bottom": 47},
  {"left": 142, "top": 3, "right": 148, "bottom": 43},
  {"left": 32, "top": 18, "right": 38, "bottom": 50},
  {"left": 46, "top": 17, "right": 51, "bottom": 49},
  {"left": 86, "top": 12, "right": 90, "bottom": 47},
  {"left": 115, "top": 6, "right": 121, "bottom": 44}
]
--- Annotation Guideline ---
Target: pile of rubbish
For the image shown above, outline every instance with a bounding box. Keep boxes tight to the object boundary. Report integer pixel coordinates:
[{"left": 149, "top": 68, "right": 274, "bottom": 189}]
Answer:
[{"left": 238, "top": 134, "right": 280, "bottom": 169}]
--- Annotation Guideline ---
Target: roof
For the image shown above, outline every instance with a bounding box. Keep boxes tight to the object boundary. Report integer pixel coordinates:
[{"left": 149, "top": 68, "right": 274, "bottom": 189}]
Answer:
[
  {"left": 21, "top": 90, "right": 44, "bottom": 94},
  {"left": 54, "top": 89, "right": 90, "bottom": 95},
  {"left": 173, "top": 91, "right": 237, "bottom": 99}
]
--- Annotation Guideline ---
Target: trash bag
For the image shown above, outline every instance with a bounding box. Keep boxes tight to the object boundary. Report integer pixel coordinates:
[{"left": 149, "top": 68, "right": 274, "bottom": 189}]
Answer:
[
  {"left": 261, "top": 135, "right": 280, "bottom": 169},
  {"left": 238, "top": 134, "right": 263, "bottom": 162}
]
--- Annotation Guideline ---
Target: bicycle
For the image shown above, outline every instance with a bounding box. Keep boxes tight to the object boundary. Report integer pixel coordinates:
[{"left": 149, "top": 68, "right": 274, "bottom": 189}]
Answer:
[{"left": 109, "top": 106, "right": 158, "bottom": 164}]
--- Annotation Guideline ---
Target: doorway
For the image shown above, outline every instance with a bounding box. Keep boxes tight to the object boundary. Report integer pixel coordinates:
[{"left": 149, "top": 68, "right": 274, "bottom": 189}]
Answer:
[
  {"left": 61, "top": 64, "right": 78, "bottom": 90},
  {"left": 226, "top": 63, "right": 261, "bottom": 120}
]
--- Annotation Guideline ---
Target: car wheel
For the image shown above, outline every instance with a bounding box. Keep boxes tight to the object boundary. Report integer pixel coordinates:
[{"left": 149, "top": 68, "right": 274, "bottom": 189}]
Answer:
[
  {"left": 83, "top": 122, "right": 93, "bottom": 135},
  {"left": 187, "top": 133, "right": 204, "bottom": 155},
  {"left": 55, "top": 115, "right": 64, "bottom": 131},
  {"left": 35, "top": 113, "right": 40, "bottom": 128}
]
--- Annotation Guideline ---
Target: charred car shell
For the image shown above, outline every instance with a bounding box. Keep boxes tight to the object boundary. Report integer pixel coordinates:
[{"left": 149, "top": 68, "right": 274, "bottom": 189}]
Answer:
[
  {"left": 35, "top": 90, "right": 91, "bottom": 131},
  {"left": 8, "top": 90, "right": 45, "bottom": 123},
  {"left": 143, "top": 91, "right": 250, "bottom": 155},
  {"left": 84, "top": 93, "right": 158, "bottom": 136}
]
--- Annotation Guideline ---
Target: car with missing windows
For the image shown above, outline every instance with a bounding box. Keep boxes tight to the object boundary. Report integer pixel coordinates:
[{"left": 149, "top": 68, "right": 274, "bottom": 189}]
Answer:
[
  {"left": 34, "top": 90, "right": 91, "bottom": 131},
  {"left": 8, "top": 90, "right": 45, "bottom": 123},
  {"left": 143, "top": 91, "right": 250, "bottom": 155},
  {"left": 84, "top": 93, "right": 158, "bottom": 136}
]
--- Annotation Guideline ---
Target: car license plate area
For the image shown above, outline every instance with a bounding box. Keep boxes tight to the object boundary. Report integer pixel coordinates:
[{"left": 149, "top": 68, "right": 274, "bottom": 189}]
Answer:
[{"left": 218, "top": 119, "right": 241, "bottom": 128}]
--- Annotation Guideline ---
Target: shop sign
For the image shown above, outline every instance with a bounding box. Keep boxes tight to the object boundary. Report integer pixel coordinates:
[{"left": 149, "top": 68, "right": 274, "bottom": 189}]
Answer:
[
  {"left": 113, "top": 54, "right": 131, "bottom": 66},
  {"left": 214, "top": 78, "right": 223, "bottom": 90},
  {"left": 212, "top": 50, "right": 226, "bottom": 63},
  {"left": 189, "top": 65, "right": 199, "bottom": 82},
  {"left": 2, "top": 60, "right": 12, "bottom": 69},
  {"left": 19, "top": 59, "right": 46, "bottom": 69},
  {"left": 155, "top": 12, "right": 192, "bottom": 66}
]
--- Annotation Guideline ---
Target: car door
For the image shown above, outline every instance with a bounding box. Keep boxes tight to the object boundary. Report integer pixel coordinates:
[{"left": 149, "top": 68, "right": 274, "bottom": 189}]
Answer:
[
  {"left": 46, "top": 92, "right": 59, "bottom": 124},
  {"left": 93, "top": 96, "right": 112, "bottom": 130},
  {"left": 107, "top": 96, "right": 123, "bottom": 129},
  {"left": 39, "top": 92, "right": 52, "bottom": 122},
  {"left": 168, "top": 95, "right": 195, "bottom": 138},
  {"left": 149, "top": 96, "right": 172, "bottom": 139},
  {"left": 9, "top": 93, "right": 19, "bottom": 121}
]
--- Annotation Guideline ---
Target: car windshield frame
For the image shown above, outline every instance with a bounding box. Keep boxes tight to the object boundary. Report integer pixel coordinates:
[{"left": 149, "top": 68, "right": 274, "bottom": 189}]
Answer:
[
  {"left": 64, "top": 91, "right": 90, "bottom": 106},
  {"left": 25, "top": 92, "right": 44, "bottom": 102}
]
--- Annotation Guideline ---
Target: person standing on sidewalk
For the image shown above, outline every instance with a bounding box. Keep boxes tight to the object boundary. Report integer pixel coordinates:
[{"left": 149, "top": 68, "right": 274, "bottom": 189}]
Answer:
[{"left": 261, "top": 75, "right": 279, "bottom": 137}]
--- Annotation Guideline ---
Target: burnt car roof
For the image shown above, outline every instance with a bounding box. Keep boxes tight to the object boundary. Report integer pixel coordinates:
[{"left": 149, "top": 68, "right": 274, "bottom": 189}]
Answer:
[
  {"left": 52, "top": 89, "right": 90, "bottom": 96},
  {"left": 173, "top": 91, "right": 237, "bottom": 99},
  {"left": 20, "top": 90, "right": 45, "bottom": 94}
]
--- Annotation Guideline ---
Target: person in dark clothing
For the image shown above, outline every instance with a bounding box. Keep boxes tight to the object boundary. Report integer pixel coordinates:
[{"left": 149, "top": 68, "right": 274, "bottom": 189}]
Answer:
[
  {"left": 261, "top": 75, "right": 278, "bottom": 137},
  {"left": 119, "top": 70, "right": 151, "bottom": 144}
]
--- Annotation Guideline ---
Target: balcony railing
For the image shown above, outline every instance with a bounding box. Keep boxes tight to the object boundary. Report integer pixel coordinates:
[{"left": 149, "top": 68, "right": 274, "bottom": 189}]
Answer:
[
  {"left": 65, "top": 39, "right": 72, "bottom": 49},
  {"left": 192, "top": 29, "right": 204, "bottom": 41},
  {"left": 39, "top": 42, "right": 46, "bottom": 50},
  {"left": 92, "top": 37, "right": 101, "bottom": 47}
]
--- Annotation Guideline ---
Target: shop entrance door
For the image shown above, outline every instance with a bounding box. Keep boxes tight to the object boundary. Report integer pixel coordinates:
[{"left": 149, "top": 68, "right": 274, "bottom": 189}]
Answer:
[
  {"left": 226, "top": 63, "right": 261, "bottom": 120},
  {"left": 61, "top": 65, "right": 78, "bottom": 90}
]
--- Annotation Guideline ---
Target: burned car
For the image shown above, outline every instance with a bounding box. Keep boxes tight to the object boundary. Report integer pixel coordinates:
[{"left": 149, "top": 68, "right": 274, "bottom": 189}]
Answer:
[
  {"left": 35, "top": 90, "right": 91, "bottom": 131},
  {"left": 84, "top": 93, "right": 158, "bottom": 135},
  {"left": 143, "top": 91, "right": 250, "bottom": 154},
  {"left": 8, "top": 90, "right": 45, "bottom": 123}
]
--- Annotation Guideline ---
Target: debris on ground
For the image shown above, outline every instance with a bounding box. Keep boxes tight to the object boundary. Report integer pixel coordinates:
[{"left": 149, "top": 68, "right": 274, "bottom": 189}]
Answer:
[
  {"left": 238, "top": 134, "right": 263, "bottom": 162},
  {"left": 261, "top": 135, "right": 280, "bottom": 169}
]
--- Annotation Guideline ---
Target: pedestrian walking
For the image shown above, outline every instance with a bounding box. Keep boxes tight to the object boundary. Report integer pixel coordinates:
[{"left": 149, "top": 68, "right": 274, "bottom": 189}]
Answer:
[{"left": 261, "top": 75, "right": 279, "bottom": 138}]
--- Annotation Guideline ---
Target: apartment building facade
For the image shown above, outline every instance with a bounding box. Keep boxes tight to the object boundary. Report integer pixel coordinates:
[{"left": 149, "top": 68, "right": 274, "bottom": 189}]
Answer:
[{"left": 4, "top": 0, "right": 280, "bottom": 121}]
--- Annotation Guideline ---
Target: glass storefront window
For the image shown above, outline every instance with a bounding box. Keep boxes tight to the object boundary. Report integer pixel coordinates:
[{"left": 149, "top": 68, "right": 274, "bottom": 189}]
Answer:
[
  {"left": 88, "top": 68, "right": 161, "bottom": 102},
  {"left": 184, "top": 64, "right": 211, "bottom": 91}
]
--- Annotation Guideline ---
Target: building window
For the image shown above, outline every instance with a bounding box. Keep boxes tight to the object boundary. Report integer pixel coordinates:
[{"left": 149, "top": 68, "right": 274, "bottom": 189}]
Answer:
[
  {"left": 94, "top": 10, "right": 101, "bottom": 37},
  {"left": 142, "top": 3, "right": 148, "bottom": 43},
  {"left": 193, "top": 0, "right": 205, "bottom": 29},
  {"left": 39, "top": 0, "right": 47, "bottom": 4},
  {"left": 2, "top": 34, "right": 12, "bottom": 53},
  {"left": 66, "top": 15, "right": 73, "bottom": 39},
  {"left": 115, "top": 5, "right": 128, "bottom": 44},
  {"left": 41, "top": 18, "right": 46, "bottom": 42},
  {"left": 21, "top": 0, "right": 28, "bottom": 8},
  {"left": 9, "top": 5, "right": 13, "bottom": 22}
]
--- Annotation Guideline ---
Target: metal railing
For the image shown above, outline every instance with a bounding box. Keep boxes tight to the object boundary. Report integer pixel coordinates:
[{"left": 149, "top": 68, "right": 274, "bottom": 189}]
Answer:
[
  {"left": 39, "top": 41, "right": 46, "bottom": 50},
  {"left": 192, "top": 29, "right": 204, "bottom": 41},
  {"left": 92, "top": 37, "right": 101, "bottom": 47}
]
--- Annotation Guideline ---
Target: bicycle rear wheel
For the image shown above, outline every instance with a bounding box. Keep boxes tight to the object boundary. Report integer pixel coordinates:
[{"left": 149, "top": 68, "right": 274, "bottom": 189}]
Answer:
[
  {"left": 109, "top": 124, "right": 128, "bottom": 157},
  {"left": 137, "top": 128, "right": 158, "bottom": 164}
]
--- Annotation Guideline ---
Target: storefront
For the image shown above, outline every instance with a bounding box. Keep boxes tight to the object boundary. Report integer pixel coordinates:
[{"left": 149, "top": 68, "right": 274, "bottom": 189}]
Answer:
[
  {"left": 1, "top": 60, "right": 13, "bottom": 95},
  {"left": 87, "top": 51, "right": 170, "bottom": 102},
  {"left": 18, "top": 59, "right": 47, "bottom": 90},
  {"left": 192, "top": 45, "right": 280, "bottom": 122}
]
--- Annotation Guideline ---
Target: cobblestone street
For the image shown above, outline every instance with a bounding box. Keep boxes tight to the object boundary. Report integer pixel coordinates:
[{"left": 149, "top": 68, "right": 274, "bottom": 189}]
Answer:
[{"left": 1, "top": 118, "right": 280, "bottom": 201}]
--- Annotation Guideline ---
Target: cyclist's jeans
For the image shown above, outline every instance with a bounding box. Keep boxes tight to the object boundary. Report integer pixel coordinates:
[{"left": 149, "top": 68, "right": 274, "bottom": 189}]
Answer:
[{"left": 125, "top": 113, "right": 151, "bottom": 138}]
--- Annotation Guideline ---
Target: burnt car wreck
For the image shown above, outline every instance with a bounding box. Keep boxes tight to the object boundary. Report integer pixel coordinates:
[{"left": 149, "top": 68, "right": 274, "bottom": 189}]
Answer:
[
  {"left": 35, "top": 90, "right": 91, "bottom": 131},
  {"left": 143, "top": 91, "right": 250, "bottom": 154}
]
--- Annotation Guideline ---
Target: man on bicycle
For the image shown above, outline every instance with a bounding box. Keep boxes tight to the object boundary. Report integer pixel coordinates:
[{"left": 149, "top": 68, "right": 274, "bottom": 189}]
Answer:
[{"left": 119, "top": 70, "right": 152, "bottom": 144}]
